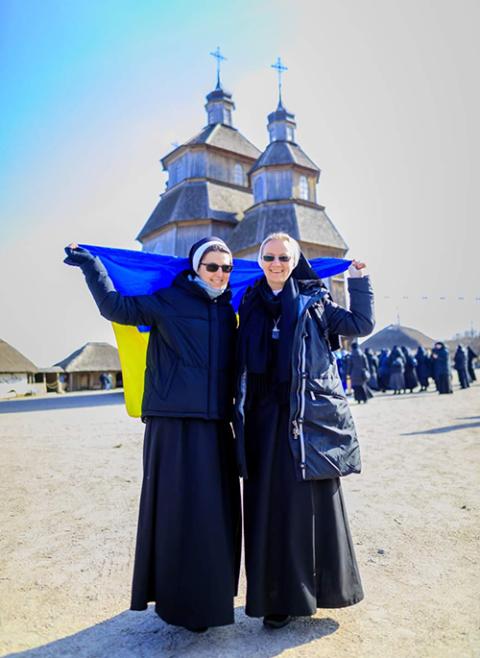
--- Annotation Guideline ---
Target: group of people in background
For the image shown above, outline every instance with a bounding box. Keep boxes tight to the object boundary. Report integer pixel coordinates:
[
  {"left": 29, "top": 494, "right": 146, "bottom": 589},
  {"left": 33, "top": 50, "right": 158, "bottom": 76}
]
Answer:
[{"left": 336, "top": 342, "right": 477, "bottom": 402}]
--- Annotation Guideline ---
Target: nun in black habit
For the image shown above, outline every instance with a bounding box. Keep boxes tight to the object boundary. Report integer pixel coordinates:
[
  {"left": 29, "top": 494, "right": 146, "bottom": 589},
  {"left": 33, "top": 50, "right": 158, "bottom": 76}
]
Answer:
[
  {"left": 378, "top": 349, "right": 391, "bottom": 392},
  {"left": 401, "top": 346, "right": 419, "bottom": 392},
  {"left": 64, "top": 238, "right": 241, "bottom": 632},
  {"left": 453, "top": 345, "right": 470, "bottom": 389},
  {"left": 415, "top": 346, "right": 431, "bottom": 391},
  {"left": 467, "top": 346, "right": 477, "bottom": 382},
  {"left": 349, "top": 343, "right": 374, "bottom": 402},
  {"left": 432, "top": 342, "right": 453, "bottom": 394},
  {"left": 234, "top": 233, "right": 375, "bottom": 629},
  {"left": 365, "top": 347, "right": 379, "bottom": 391}
]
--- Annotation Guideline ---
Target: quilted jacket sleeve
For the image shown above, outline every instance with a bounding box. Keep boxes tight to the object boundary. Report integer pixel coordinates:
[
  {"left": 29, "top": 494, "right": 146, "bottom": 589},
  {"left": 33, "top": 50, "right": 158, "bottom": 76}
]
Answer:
[
  {"left": 64, "top": 246, "right": 159, "bottom": 326},
  {"left": 323, "top": 276, "right": 375, "bottom": 338}
]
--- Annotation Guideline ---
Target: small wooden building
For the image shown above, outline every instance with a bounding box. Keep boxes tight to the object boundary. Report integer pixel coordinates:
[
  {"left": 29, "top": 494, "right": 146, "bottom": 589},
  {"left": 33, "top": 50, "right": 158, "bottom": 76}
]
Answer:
[
  {"left": 54, "top": 342, "right": 122, "bottom": 392},
  {"left": 35, "top": 366, "right": 65, "bottom": 394}
]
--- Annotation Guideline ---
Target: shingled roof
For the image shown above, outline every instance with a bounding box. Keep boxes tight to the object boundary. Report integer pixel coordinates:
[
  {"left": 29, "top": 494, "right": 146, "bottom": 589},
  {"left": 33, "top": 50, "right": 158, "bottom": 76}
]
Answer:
[
  {"left": 137, "top": 181, "right": 253, "bottom": 241},
  {"left": 54, "top": 342, "right": 120, "bottom": 372},
  {"left": 360, "top": 325, "right": 436, "bottom": 351},
  {"left": 250, "top": 141, "right": 319, "bottom": 174},
  {"left": 0, "top": 339, "right": 38, "bottom": 373},
  {"left": 228, "top": 202, "right": 348, "bottom": 254},
  {"left": 162, "top": 124, "right": 261, "bottom": 166}
]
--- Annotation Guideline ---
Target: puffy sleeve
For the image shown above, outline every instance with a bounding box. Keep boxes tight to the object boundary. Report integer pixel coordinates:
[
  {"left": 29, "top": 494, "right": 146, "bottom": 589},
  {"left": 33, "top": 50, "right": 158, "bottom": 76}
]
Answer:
[
  {"left": 323, "top": 276, "right": 375, "bottom": 338},
  {"left": 64, "top": 246, "right": 159, "bottom": 326}
]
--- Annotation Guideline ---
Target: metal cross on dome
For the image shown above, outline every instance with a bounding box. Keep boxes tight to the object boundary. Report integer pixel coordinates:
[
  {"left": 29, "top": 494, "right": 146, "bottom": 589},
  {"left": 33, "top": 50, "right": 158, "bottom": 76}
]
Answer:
[
  {"left": 210, "top": 46, "right": 227, "bottom": 89},
  {"left": 271, "top": 56, "right": 288, "bottom": 108}
]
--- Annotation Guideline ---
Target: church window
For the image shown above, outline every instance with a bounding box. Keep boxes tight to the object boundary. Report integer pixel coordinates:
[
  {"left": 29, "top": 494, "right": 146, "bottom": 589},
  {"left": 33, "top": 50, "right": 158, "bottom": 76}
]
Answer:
[
  {"left": 234, "top": 164, "right": 244, "bottom": 186},
  {"left": 175, "top": 157, "right": 186, "bottom": 183},
  {"left": 299, "top": 175, "right": 309, "bottom": 200},
  {"left": 286, "top": 126, "right": 294, "bottom": 142},
  {"left": 254, "top": 176, "right": 265, "bottom": 201}
]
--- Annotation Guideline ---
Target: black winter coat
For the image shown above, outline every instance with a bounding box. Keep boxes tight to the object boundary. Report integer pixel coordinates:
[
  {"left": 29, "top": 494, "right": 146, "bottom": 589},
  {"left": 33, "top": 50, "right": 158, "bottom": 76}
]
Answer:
[
  {"left": 234, "top": 276, "right": 375, "bottom": 481},
  {"left": 67, "top": 251, "right": 237, "bottom": 420},
  {"left": 432, "top": 345, "right": 451, "bottom": 378},
  {"left": 454, "top": 346, "right": 467, "bottom": 370},
  {"left": 415, "top": 347, "right": 431, "bottom": 382},
  {"left": 349, "top": 347, "right": 370, "bottom": 387}
]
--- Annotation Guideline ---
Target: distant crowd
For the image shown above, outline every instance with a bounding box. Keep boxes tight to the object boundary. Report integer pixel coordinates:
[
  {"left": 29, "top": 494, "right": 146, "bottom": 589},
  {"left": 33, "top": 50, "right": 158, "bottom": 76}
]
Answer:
[{"left": 336, "top": 342, "right": 478, "bottom": 403}]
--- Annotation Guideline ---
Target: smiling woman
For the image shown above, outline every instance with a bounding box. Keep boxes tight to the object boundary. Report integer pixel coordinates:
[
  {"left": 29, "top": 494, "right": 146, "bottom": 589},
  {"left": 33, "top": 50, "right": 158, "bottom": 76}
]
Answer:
[
  {"left": 192, "top": 240, "right": 234, "bottom": 292},
  {"left": 63, "top": 236, "right": 240, "bottom": 633},
  {"left": 257, "top": 232, "right": 299, "bottom": 290},
  {"left": 234, "top": 231, "right": 375, "bottom": 629}
]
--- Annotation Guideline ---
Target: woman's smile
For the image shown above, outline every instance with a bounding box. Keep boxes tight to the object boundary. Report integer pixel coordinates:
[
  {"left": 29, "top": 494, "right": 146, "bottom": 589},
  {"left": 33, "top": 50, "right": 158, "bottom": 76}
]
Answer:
[{"left": 198, "top": 252, "right": 233, "bottom": 289}]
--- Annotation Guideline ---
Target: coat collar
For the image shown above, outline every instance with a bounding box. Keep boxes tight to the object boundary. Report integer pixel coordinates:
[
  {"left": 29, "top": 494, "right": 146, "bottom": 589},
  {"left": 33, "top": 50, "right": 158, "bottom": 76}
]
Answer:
[{"left": 172, "top": 269, "right": 232, "bottom": 304}]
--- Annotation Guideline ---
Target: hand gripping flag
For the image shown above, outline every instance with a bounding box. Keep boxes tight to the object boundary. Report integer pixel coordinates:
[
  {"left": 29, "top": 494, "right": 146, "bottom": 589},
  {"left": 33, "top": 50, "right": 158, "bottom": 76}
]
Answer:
[{"left": 79, "top": 244, "right": 352, "bottom": 417}]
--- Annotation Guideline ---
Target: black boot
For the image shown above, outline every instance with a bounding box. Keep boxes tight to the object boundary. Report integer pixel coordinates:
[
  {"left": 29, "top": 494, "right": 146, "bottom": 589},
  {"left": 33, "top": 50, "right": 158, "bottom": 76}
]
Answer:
[{"left": 263, "top": 614, "right": 292, "bottom": 629}]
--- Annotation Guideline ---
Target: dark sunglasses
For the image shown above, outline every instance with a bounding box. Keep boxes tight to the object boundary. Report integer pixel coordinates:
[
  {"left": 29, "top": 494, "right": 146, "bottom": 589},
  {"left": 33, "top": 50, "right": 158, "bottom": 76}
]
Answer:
[
  {"left": 262, "top": 255, "right": 291, "bottom": 262},
  {"left": 200, "top": 262, "right": 233, "bottom": 273}
]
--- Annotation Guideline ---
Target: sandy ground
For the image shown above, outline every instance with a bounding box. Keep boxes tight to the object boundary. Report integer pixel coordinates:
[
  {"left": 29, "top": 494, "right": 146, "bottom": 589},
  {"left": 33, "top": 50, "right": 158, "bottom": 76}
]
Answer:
[{"left": 0, "top": 384, "right": 479, "bottom": 658}]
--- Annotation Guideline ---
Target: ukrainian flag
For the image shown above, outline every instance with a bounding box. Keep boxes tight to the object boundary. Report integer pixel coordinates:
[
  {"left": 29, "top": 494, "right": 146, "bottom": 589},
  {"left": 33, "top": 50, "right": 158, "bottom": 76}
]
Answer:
[{"left": 80, "top": 244, "right": 351, "bottom": 417}]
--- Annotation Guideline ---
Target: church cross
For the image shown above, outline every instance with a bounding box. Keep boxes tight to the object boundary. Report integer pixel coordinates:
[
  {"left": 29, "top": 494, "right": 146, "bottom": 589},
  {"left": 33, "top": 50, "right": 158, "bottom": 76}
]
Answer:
[
  {"left": 271, "top": 56, "right": 288, "bottom": 108},
  {"left": 210, "top": 46, "right": 227, "bottom": 89}
]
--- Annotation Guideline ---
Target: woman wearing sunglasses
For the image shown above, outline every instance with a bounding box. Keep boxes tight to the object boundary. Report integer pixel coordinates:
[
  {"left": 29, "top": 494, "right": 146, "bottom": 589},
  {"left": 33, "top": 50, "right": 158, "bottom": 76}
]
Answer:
[
  {"left": 234, "top": 232, "right": 374, "bottom": 629},
  {"left": 64, "top": 237, "right": 240, "bottom": 633}
]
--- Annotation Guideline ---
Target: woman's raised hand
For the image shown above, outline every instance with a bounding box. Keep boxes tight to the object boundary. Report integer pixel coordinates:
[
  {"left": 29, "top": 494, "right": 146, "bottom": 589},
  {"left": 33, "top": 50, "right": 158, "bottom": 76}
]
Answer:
[
  {"left": 64, "top": 243, "right": 94, "bottom": 266},
  {"left": 348, "top": 260, "right": 367, "bottom": 277}
]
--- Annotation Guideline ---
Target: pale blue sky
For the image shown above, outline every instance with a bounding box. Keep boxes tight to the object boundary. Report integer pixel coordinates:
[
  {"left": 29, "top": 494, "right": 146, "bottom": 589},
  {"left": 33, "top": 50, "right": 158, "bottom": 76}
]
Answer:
[{"left": 1, "top": 0, "right": 479, "bottom": 365}]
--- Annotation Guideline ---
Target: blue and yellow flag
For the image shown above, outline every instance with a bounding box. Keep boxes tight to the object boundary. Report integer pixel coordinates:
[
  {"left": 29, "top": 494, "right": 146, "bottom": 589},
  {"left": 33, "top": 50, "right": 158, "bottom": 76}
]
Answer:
[{"left": 80, "top": 244, "right": 351, "bottom": 417}]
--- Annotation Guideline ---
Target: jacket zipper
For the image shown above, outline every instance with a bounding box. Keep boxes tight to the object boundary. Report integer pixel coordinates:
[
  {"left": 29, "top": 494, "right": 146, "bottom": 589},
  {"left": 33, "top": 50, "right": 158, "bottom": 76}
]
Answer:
[
  {"left": 291, "top": 291, "right": 328, "bottom": 481},
  {"left": 298, "top": 332, "right": 307, "bottom": 479},
  {"left": 292, "top": 327, "right": 308, "bottom": 480}
]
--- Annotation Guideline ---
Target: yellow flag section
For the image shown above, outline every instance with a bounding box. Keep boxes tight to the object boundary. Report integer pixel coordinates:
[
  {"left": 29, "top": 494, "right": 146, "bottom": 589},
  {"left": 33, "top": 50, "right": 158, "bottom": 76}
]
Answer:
[{"left": 112, "top": 322, "right": 149, "bottom": 417}]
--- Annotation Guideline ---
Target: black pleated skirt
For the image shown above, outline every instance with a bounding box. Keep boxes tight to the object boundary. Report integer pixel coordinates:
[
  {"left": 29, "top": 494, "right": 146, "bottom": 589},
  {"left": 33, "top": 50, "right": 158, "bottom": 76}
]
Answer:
[
  {"left": 130, "top": 416, "right": 241, "bottom": 629},
  {"left": 243, "top": 393, "right": 364, "bottom": 618}
]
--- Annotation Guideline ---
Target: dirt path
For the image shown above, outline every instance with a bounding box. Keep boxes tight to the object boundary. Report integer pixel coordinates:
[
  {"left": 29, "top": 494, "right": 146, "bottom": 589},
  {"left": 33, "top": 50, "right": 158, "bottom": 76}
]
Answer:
[{"left": 1, "top": 385, "right": 479, "bottom": 657}]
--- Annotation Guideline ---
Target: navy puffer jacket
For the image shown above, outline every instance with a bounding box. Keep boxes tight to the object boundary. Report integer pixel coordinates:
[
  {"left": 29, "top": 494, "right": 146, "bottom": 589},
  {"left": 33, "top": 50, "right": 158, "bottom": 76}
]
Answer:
[
  {"left": 234, "top": 275, "right": 375, "bottom": 481},
  {"left": 65, "top": 248, "right": 236, "bottom": 420}
]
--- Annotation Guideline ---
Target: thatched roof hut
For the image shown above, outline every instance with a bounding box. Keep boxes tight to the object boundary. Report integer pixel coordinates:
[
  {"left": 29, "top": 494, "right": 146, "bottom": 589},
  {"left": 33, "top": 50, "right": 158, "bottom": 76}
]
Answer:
[
  {"left": 0, "top": 339, "right": 41, "bottom": 398},
  {"left": 360, "top": 324, "right": 436, "bottom": 351},
  {"left": 54, "top": 342, "right": 120, "bottom": 371},
  {"left": 0, "top": 339, "right": 38, "bottom": 373},
  {"left": 54, "top": 342, "right": 121, "bottom": 391}
]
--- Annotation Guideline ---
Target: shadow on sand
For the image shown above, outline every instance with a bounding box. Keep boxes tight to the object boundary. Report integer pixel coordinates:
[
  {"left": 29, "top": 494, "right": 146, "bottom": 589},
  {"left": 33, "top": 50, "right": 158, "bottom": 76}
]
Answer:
[
  {"left": 401, "top": 420, "right": 480, "bottom": 436},
  {"left": 0, "top": 392, "right": 125, "bottom": 414},
  {"left": 369, "top": 390, "right": 435, "bottom": 402},
  {"left": 6, "top": 607, "right": 339, "bottom": 658}
]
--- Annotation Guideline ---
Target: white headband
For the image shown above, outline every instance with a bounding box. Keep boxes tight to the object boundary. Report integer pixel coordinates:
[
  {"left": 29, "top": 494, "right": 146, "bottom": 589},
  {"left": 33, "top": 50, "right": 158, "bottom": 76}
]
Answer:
[
  {"left": 192, "top": 240, "right": 231, "bottom": 274},
  {"left": 257, "top": 236, "right": 301, "bottom": 268}
]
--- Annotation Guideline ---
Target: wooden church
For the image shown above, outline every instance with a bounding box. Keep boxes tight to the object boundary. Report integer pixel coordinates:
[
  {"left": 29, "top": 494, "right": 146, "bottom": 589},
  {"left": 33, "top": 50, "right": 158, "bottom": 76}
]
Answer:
[{"left": 136, "top": 53, "right": 349, "bottom": 303}]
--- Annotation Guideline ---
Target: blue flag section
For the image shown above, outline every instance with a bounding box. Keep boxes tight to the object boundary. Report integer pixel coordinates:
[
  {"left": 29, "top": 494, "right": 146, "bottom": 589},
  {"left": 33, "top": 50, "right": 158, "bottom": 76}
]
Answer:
[
  {"left": 79, "top": 243, "right": 352, "bottom": 311},
  {"left": 78, "top": 244, "right": 352, "bottom": 417}
]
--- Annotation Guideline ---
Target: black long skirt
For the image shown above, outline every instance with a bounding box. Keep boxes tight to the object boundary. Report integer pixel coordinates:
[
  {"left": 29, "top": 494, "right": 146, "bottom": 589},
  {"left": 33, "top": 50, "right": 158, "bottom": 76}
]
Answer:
[
  {"left": 353, "top": 383, "right": 373, "bottom": 402},
  {"left": 130, "top": 417, "right": 241, "bottom": 629},
  {"left": 243, "top": 393, "right": 364, "bottom": 618},
  {"left": 436, "top": 373, "right": 453, "bottom": 394}
]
